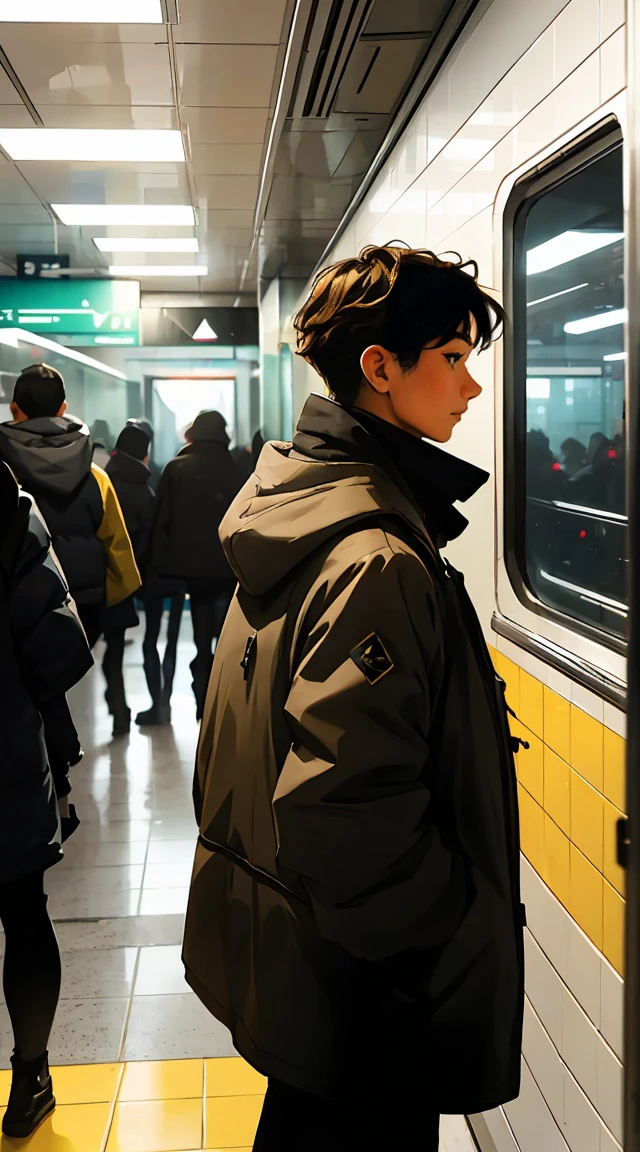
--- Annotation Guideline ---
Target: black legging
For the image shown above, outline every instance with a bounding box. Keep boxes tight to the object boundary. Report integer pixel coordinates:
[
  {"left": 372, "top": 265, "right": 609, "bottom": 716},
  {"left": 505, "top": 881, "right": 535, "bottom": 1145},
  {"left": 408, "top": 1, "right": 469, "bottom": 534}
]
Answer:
[
  {"left": 142, "top": 594, "right": 185, "bottom": 706},
  {"left": 0, "top": 870, "right": 61, "bottom": 1061},
  {"left": 103, "top": 627, "right": 128, "bottom": 715}
]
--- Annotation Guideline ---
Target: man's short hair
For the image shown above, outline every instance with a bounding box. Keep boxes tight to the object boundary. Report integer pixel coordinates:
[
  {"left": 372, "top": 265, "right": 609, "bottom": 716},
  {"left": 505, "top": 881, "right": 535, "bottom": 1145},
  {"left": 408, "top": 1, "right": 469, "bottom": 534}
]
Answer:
[
  {"left": 293, "top": 244, "right": 504, "bottom": 407},
  {"left": 13, "top": 363, "right": 66, "bottom": 419}
]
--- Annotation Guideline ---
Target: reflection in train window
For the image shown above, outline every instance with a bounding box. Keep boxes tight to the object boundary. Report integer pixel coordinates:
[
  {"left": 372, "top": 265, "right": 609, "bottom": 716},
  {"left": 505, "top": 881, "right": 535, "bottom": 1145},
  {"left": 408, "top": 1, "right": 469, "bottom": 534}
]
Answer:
[{"left": 520, "top": 142, "right": 627, "bottom": 640}]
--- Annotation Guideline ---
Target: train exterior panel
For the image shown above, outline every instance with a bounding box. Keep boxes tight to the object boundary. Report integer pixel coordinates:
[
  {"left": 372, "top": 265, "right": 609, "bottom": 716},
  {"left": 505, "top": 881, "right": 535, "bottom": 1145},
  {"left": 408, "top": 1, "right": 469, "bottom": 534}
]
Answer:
[{"left": 285, "top": 1, "right": 628, "bottom": 1148}]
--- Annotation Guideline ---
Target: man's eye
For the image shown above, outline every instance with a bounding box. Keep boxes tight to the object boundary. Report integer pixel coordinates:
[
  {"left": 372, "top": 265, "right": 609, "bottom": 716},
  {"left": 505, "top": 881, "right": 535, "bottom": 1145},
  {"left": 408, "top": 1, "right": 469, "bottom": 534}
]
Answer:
[{"left": 444, "top": 352, "right": 462, "bottom": 367}]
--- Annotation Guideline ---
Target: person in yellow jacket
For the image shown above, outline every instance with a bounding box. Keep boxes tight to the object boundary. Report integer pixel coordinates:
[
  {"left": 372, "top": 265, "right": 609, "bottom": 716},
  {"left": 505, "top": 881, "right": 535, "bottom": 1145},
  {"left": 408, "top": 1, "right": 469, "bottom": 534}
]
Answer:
[{"left": 0, "top": 363, "right": 140, "bottom": 646}]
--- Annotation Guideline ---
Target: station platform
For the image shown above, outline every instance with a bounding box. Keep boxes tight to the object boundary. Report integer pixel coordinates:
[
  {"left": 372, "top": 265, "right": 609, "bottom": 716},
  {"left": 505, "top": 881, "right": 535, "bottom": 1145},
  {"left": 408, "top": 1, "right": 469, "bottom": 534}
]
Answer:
[{"left": 0, "top": 621, "right": 476, "bottom": 1151}]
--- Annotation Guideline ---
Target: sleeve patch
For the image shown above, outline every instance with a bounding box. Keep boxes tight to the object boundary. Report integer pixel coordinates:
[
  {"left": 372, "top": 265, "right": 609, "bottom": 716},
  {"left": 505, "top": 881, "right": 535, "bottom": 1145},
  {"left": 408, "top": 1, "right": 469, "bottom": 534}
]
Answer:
[{"left": 349, "top": 632, "right": 394, "bottom": 685}]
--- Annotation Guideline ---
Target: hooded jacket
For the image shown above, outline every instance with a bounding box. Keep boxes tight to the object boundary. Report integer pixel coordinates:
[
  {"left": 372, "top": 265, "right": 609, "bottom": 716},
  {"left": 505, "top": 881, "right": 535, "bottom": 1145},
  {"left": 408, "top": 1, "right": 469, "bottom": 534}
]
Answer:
[
  {"left": 0, "top": 462, "right": 92, "bottom": 883},
  {"left": 0, "top": 415, "right": 140, "bottom": 608},
  {"left": 151, "top": 418, "right": 244, "bottom": 581},
  {"left": 183, "top": 395, "right": 524, "bottom": 1114}
]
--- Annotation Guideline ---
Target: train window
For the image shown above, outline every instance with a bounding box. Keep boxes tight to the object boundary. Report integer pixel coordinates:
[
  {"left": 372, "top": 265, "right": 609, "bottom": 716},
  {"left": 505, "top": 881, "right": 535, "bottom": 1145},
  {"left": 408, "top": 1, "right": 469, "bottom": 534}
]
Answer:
[{"left": 509, "top": 135, "right": 627, "bottom": 643}]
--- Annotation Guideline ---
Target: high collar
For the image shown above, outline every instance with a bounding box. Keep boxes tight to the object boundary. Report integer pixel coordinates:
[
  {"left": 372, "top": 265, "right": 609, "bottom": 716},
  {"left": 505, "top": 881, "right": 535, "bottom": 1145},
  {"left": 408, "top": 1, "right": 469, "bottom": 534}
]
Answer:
[{"left": 293, "top": 394, "right": 488, "bottom": 545}]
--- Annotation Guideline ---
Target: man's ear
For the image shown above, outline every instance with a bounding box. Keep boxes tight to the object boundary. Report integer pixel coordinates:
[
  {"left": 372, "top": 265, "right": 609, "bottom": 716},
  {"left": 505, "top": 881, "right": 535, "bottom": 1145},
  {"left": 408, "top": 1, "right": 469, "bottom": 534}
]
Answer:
[
  {"left": 10, "top": 401, "right": 27, "bottom": 422},
  {"left": 360, "top": 345, "right": 392, "bottom": 393},
  {"left": 55, "top": 400, "right": 67, "bottom": 417}
]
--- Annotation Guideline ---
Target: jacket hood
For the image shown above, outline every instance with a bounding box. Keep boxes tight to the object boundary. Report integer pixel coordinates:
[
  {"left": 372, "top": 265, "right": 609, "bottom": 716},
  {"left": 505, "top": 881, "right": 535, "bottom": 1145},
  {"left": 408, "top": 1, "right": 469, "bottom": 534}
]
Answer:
[
  {"left": 106, "top": 451, "right": 151, "bottom": 486},
  {"left": 0, "top": 415, "right": 92, "bottom": 496},
  {"left": 221, "top": 394, "right": 487, "bottom": 597}
]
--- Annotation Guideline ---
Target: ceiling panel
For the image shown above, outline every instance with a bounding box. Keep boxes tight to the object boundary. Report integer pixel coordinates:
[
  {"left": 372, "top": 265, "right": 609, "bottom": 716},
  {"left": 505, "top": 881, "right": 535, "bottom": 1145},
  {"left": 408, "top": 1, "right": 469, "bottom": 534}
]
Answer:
[
  {"left": 0, "top": 67, "right": 21, "bottom": 104},
  {"left": 0, "top": 203, "right": 52, "bottom": 224},
  {"left": 0, "top": 23, "right": 168, "bottom": 46},
  {"left": 176, "top": 45, "right": 278, "bottom": 107},
  {"left": 15, "top": 161, "right": 191, "bottom": 204},
  {"left": 195, "top": 174, "right": 259, "bottom": 211},
  {"left": 199, "top": 208, "right": 255, "bottom": 229},
  {"left": 7, "top": 42, "right": 173, "bottom": 106},
  {"left": 175, "top": 0, "right": 288, "bottom": 45},
  {"left": 180, "top": 106, "right": 268, "bottom": 145},
  {"left": 190, "top": 143, "right": 263, "bottom": 176},
  {"left": 39, "top": 105, "right": 178, "bottom": 129},
  {"left": 0, "top": 105, "right": 35, "bottom": 125}
]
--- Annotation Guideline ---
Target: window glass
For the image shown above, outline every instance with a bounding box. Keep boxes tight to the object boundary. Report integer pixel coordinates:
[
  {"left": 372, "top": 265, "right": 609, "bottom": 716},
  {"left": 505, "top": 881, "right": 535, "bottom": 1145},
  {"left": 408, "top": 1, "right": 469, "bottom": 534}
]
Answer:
[{"left": 521, "top": 143, "right": 627, "bottom": 640}]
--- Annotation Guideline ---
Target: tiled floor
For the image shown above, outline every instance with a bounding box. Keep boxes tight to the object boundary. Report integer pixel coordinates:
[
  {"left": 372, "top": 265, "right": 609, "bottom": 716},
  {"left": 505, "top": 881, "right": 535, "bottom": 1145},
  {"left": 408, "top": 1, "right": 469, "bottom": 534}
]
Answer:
[{"left": 0, "top": 616, "right": 477, "bottom": 1151}]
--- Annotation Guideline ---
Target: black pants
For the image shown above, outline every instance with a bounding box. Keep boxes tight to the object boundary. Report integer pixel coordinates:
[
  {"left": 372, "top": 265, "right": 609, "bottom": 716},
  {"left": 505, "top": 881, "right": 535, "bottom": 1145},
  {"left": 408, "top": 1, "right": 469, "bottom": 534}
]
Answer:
[
  {"left": 78, "top": 604, "right": 102, "bottom": 649},
  {"left": 0, "top": 870, "right": 61, "bottom": 1061},
  {"left": 253, "top": 1078, "right": 440, "bottom": 1151},
  {"left": 103, "top": 627, "right": 128, "bottom": 716},
  {"left": 142, "top": 594, "right": 185, "bottom": 706},
  {"left": 188, "top": 579, "right": 235, "bottom": 717}
]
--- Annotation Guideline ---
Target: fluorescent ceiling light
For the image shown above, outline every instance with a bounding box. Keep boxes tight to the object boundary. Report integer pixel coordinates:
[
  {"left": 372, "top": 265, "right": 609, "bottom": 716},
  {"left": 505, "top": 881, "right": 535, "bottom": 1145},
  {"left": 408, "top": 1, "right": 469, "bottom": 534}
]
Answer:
[
  {"left": 0, "top": 0, "right": 162, "bottom": 20},
  {"left": 109, "top": 265, "right": 208, "bottom": 277},
  {"left": 0, "top": 129, "right": 184, "bottom": 163},
  {"left": 53, "top": 205, "right": 195, "bottom": 226},
  {"left": 527, "top": 282, "right": 589, "bottom": 307},
  {"left": 526, "top": 378, "right": 551, "bottom": 399},
  {"left": 192, "top": 320, "right": 217, "bottom": 341},
  {"left": 564, "top": 308, "right": 627, "bottom": 334},
  {"left": 527, "top": 230, "right": 624, "bottom": 275},
  {"left": 603, "top": 351, "right": 626, "bottom": 361},
  {"left": 94, "top": 238, "right": 198, "bottom": 253}
]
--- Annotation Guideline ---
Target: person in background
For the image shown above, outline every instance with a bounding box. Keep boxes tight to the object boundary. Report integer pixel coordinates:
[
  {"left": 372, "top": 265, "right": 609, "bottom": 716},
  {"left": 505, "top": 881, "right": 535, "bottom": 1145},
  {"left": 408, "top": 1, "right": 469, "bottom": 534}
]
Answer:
[
  {"left": 560, "top": 436, "right": 586, "bottom": 478},
  {"left": 251, "top": 428, "right": 265, "bottom": 469},
  {"left": 102, "top": 424, "right": 154, "bottom": 736},
  {"left": 127, "top": 418, "right": 162, "bottom": 490},
  {"left": 89, "top": 419, "right": 113, "bottom": 470},
  {"left": 230, "top": 442, "right": 254, "bottom": 481},
  {"left": 0, "top": 461, "right": 92, "bottom": 1139},
  {"left": 183, "top": 245, "right": 524, "bottom": 1151},
  {"left": 151, "top": 410, "right": 243, "bottom": 719},
  {"left": 0, "top": 364, "right": 141, "bottom": 647}
]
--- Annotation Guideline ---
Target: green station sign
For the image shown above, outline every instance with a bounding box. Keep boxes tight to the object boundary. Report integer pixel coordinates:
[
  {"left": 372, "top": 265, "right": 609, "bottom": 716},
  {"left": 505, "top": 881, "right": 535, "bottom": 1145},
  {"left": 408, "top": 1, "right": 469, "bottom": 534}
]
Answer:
[{"left": 0, "top": 278, "right": 140, "bottom": 347}]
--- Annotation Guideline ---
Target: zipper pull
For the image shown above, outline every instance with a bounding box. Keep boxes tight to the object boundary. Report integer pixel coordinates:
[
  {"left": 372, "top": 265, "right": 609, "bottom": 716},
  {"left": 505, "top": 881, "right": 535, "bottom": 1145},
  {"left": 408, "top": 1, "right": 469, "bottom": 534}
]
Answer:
[
  {"left": 510, "top": 736, "right": 530, "bottom": 753},
  {"left": 240, "top": 633, "right": 257, "bottom": 682}
]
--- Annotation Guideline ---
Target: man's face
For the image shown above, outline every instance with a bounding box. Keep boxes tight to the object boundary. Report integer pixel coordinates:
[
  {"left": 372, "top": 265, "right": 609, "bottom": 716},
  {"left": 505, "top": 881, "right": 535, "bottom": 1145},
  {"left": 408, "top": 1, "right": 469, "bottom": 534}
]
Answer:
[{"left": 359, "top": 326, "right": 483, "bottom": 442}]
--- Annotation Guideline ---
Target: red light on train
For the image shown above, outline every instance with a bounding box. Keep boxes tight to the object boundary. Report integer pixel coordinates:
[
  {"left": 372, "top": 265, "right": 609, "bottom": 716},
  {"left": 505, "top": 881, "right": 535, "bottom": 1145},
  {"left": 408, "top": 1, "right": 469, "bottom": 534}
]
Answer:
[
  {"left": 579, "top": 530, "right": 587, "bottom": 539},
  {"left": 552, "top": 462, "right": 561, "bottom": 471},
  {"left": 608, "top": 449, "right": 616, "bottom": 458}
]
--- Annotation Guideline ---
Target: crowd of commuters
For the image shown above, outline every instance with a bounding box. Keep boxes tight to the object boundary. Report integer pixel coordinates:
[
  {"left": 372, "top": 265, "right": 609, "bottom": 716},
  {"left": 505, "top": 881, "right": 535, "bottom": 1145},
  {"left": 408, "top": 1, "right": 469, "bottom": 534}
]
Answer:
[{"left": 0, "top": 245, "right": 527, "bottom": 1150}]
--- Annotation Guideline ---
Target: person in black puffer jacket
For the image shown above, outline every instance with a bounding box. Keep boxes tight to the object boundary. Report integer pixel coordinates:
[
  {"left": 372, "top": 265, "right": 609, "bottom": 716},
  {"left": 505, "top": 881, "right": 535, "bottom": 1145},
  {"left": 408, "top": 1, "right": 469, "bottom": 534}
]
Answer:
[
  {"left": 0, "top": 461, "right": 92, "bottom": 1140},
  {"left": 151, "top": 410, "right": 243, "bottom": 718}
]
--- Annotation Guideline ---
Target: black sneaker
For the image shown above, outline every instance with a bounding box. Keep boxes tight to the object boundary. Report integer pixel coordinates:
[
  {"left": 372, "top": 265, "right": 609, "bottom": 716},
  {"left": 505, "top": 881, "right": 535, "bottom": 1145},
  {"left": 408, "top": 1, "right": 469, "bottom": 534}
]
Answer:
[
  {"left": 112, "top": 708, "right": 131, "bottom": 737},
  {"left": 135, "top": 704, "right": 171, "bottom": 726},
  {"left": 2, "top": 1051, "right": 56, "bottom": 1138}
]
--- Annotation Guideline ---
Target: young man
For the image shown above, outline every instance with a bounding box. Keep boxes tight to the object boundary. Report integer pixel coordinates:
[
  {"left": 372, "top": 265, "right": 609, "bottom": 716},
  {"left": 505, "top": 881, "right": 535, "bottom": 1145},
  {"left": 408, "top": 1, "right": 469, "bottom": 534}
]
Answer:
[
  {"left": 0, "top": 364, "right": 140, "bottom": 646},
  {"left": 183, "top": 246, "right": 525, "bottom": 1151}
]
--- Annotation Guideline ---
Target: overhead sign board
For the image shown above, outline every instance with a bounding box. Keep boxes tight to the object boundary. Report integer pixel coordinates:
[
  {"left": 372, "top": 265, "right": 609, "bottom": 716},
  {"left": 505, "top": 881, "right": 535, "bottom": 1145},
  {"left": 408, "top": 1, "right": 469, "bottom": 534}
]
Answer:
[
  {"left": 0, "top": 278, "right": 140, "bottom": 347},
  {"left": 18, "top": 254, "right": 70, "bottom": 279}
]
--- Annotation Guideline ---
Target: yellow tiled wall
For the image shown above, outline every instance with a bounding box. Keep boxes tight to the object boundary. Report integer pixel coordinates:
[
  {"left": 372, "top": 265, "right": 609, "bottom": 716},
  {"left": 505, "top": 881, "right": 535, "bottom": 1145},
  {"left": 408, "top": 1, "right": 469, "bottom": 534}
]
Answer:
[{"left": 490, "top": 647, "right": 626, "bottom": 975}]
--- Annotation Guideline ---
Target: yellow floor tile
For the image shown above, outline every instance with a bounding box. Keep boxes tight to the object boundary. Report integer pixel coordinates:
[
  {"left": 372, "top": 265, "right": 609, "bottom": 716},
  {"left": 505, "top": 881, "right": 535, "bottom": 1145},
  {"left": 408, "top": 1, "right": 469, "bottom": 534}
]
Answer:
[
  {"left": 206, "top": 1148, "right": 253, "bottom": 1151},
  {"left": 518, "top": 784, "right": 544, "bottom": 876},
  {"left": 604, "top": 727, "right": 626, "bottom": 813},
  {"left": 0, "top": 1071, "right": 9, "bottom": 1109},
  {"left": 205, "top": 1059, "right": 267, "bottom": 1097},
  {"left": 570, "top": 769, "right": 604, "bottom": 871},
  {"left": 543, "top": 815, "right": 570, "bottom": 909},
  {"left": 205, "top": 1095, "right": 264, "bottom": 1149},
  {"left": 543, "top": 687, "right": 571, "bottom": 763},
  {"left": 50, "top": 1063, "right": 121, "bottom": 1106},
  {"left": 515, "top": 726, "right": 543, "bottom": 806},
  {"left": 106, "top": 1099, "right": 203, "bottom": 1152},
  {"left": 519, "top": 670, "right": 543, "bottom": 738},
  {"left": 119, "top": 1060, "right": 204, "bottom": 1102},
  {"left": 543, "top": 746, "right": 571, "bottom": 836},
  {"left": 570, "top": 844, "right": 603, "bottom": 951},
  {"left": 603, "top": 880, "right": 625, "bottom": 976},
  {"left": 571, "top": 706, "right": 604, "bottom": 792},
  {"left": 0, "top": 1102, "right": 110, "bottom": 1152},
  {"left": 604, "top": 799, "right": 626, "bottom": 897}
]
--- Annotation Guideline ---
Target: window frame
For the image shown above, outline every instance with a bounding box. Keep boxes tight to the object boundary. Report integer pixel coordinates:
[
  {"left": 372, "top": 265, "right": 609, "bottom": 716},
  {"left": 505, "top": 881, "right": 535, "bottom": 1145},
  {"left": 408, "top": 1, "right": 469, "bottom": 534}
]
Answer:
[{"left": 502, "top": 115, "right": 626, "bottom": 657}]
